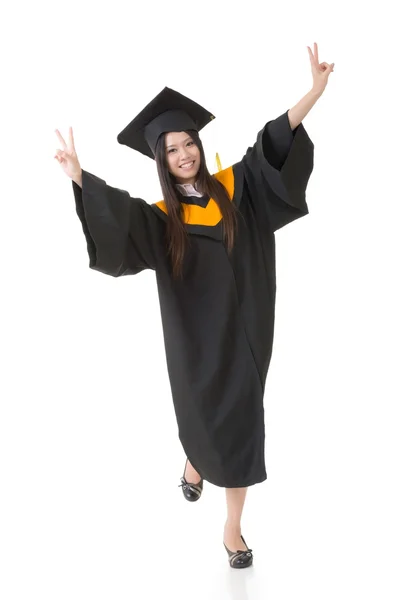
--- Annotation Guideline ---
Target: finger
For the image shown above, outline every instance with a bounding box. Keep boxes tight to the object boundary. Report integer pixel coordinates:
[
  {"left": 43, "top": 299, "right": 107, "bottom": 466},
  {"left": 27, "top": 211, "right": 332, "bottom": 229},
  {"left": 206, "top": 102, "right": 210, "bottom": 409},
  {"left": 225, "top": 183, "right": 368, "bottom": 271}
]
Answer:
[
  {"left": 307, "top": 46, "right": 315, "bottom": 64},
  {"left": 314, "top": 42, "right": 319, "bottom": 64},
  {"left": 55, "top": 149, "right": 67, "bottom": 161},
  {"left": 69, "top": 126, "right": 76, "bottom": 151},
  {"left": 55, "top": 129, "right": 67, "bottom": 149}
]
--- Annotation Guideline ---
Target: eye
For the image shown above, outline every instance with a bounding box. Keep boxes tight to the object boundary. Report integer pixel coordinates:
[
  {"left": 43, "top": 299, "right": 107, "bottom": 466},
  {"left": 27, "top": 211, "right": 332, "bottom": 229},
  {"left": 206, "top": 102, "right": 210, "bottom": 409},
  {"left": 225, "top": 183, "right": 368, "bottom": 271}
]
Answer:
[
  {"left": 187, "top": 141, "right": 194, "bottom": 147},
  {"left": 167, "top": 148, "right": 176, "bottom": 153}
]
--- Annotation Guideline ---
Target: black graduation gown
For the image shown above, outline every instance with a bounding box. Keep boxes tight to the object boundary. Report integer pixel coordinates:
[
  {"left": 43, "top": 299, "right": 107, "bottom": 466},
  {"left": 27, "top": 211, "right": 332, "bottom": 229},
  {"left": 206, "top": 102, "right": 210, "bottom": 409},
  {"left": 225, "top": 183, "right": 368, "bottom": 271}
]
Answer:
[{"left": 72, "top": 109, "right": 314, "bottom": 488}]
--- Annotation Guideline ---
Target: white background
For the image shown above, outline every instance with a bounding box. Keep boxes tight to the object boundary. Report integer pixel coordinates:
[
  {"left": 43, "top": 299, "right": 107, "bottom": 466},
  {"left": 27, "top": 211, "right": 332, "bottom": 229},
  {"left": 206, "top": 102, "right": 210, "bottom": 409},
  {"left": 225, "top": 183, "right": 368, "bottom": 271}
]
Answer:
[{"left": 1, "top": 1, "right": 399, "bottom": 598}]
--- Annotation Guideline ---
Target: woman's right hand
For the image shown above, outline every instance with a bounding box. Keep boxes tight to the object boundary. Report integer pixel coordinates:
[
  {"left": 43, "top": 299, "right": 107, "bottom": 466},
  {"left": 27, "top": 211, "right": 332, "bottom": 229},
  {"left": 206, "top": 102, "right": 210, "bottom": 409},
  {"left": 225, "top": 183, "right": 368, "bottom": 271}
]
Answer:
[{"left": 54, "top": 127, "right": 82, "bottom": 186}]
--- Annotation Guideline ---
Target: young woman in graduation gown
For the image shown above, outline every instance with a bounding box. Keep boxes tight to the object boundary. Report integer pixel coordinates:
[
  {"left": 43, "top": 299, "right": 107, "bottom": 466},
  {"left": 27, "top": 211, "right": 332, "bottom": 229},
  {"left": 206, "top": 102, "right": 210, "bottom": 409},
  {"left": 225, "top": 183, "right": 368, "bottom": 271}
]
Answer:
[{"left": 55, "top": 43, "right": 334, "bottom": 569}]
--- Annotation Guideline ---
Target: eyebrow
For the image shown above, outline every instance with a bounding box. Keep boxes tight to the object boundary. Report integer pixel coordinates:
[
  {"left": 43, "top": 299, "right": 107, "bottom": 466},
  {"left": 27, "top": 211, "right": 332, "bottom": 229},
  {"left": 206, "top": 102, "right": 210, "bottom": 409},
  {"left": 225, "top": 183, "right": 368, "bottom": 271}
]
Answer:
[{"left": 166, "top": 136, "right": 192, "bottom": 149}]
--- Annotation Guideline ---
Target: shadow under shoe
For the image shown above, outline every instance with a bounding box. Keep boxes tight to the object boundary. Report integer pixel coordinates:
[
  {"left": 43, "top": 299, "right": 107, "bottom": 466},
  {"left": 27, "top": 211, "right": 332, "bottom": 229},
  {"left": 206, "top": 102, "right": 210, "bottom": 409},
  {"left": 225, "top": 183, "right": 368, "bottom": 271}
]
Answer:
[
  {"left": 178, "top": 459, "right": 203, "bottom": 502},
  {"left": 223, "top": 534, "right": 253, "bottom": 568}
]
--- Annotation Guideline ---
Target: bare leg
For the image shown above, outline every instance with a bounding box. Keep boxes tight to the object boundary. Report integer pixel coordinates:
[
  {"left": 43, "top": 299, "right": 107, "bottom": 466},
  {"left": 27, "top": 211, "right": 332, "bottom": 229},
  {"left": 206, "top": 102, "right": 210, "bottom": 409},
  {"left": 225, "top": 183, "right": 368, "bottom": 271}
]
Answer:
[
  {"left": 223, "top": 487, "right": 248, "bottom": 551},
  {"left": 184, "top": 458, "right": 202, "bottom": 484}
]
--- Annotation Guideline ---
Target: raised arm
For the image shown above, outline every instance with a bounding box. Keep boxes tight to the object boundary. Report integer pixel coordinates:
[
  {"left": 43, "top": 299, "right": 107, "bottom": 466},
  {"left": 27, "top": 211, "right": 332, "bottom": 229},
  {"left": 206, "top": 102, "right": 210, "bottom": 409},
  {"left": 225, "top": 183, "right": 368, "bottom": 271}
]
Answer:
[
  {"left": 55, "top": 127, "right": 162, "bottom": 276},
  {"left": 288, "top": 42, "right": 335, "bottom": 129},
  {"left": 240, "top": 42, "right": 334, "bottom": 232},
  {"left": 72, "top": 171, "right": 161, "bottom": 276}
]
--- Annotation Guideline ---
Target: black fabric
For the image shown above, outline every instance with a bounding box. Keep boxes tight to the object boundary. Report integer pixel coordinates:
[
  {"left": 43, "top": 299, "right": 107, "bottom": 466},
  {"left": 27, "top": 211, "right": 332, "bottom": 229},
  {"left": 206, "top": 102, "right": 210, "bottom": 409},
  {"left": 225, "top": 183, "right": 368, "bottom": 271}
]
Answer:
[
  {"left": 72, "top": 109, "right": 314, "bottom": 487},
  {"left": 176, "top": 191, "right": 211, "bottom": 208},
  {"left": 73, "top": 170, "right": 162, "bottom": 276},
  {"left": 242, "top": 109, "right": 314, "bottom": 232},
  {"left": 144, "top": 109, "right": 197, "bottom": 156},
  {"left": 116, "top": 86, "right": 215, "bottom": 159}
]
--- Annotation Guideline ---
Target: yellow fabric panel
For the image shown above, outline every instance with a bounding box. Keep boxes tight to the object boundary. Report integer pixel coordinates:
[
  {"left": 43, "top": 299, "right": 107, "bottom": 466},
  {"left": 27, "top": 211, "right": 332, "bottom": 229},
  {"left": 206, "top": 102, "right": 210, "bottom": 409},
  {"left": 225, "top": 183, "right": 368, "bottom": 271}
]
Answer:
[
  {"left": 154, "top": 166, "right": 235, "bottom": 226},
  {"left": 214, "top": 166, "right": 234, "bottom": 201},
  {"left": 216, "top": 152, "right": 222, "bottom": 172}
]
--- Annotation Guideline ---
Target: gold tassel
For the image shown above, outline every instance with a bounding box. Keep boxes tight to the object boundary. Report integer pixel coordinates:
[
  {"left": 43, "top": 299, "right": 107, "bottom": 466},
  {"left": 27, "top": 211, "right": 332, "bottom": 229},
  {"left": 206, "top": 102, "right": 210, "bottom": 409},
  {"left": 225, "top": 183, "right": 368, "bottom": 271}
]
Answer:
[{"left": 216, "top": 152, "right": 222, "bottom": 172}]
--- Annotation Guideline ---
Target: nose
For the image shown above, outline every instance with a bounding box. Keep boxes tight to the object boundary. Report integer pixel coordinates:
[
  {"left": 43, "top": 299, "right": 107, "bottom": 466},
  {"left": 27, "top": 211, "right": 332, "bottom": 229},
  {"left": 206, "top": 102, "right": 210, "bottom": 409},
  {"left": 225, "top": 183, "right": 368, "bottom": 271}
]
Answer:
[{"left": 178, "top": 147, "right": 190, "bottom": 161}]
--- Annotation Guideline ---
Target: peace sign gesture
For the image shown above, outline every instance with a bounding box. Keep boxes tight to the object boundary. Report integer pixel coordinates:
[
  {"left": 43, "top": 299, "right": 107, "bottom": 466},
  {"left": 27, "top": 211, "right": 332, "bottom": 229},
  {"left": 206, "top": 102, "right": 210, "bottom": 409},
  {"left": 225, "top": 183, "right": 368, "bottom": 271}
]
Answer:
[
  {"left": 54, "top": 126, "right": 82, "bottom": 185},
  {"left": 307, "top": 42, "right": 335, "bottom": 95}
]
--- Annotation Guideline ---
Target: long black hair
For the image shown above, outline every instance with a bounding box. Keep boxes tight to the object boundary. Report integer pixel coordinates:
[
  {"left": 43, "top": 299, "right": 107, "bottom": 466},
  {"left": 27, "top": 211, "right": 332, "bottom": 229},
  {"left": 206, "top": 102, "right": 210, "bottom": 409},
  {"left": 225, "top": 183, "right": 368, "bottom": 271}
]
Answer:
[{"left": 155, "top": 129, "right": 238, "bottom": 279}]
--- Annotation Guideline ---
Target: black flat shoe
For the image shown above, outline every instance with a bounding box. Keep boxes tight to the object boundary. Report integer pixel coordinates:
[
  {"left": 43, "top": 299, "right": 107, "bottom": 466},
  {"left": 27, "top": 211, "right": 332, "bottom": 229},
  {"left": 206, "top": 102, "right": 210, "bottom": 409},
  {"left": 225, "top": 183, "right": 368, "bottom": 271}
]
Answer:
[
  {"left": 178, "top": 458, "right": 203, "bottom": 502},
  {"left": 223, "top": 535, "right": 253, "bottom": 568}
]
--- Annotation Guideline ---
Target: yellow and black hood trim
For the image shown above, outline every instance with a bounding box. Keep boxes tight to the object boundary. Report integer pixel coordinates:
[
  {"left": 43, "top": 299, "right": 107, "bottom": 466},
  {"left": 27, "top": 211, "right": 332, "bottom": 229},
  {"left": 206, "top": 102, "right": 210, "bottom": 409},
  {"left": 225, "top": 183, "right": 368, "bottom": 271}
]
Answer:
[{"left": 150, "top": 163, "right": 244, "bottom": 240}]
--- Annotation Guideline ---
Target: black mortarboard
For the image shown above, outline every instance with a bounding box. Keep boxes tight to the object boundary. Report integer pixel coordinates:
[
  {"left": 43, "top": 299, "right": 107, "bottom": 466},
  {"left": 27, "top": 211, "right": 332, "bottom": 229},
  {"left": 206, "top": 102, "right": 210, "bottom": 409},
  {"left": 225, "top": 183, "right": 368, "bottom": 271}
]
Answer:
[{"left": 117, "top": 87, "right": 215, "bottom": 159}]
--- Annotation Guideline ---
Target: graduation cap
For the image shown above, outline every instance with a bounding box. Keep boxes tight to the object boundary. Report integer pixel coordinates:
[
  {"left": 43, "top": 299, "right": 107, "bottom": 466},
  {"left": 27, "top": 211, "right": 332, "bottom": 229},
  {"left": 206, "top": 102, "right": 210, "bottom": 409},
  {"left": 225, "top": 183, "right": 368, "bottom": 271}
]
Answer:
[{"left": 117, "top": 86, "right": 216, "bottom": 159}]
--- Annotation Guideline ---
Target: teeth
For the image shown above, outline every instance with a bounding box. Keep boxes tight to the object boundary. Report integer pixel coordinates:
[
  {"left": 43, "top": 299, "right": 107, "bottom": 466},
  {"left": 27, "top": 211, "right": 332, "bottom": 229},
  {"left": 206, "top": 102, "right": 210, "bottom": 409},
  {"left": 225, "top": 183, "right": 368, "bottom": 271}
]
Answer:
[{"left": 180, "top": 161, "right": 194, "bottom": 169}]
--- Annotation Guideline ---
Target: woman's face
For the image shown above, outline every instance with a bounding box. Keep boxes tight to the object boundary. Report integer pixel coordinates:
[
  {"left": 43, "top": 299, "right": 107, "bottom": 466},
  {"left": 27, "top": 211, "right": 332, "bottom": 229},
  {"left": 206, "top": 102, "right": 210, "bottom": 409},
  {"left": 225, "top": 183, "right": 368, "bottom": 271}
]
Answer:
[{"left": 164, "top": 131, "right": 201, "bottom": 185}]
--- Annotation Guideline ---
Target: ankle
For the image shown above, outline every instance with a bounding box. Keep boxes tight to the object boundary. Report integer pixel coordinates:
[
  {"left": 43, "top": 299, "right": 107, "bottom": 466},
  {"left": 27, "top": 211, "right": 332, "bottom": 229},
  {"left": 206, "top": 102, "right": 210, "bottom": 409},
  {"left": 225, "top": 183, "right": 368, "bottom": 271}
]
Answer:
[{"left": 224, "top": 520, "right": 241, "bottom": 533}]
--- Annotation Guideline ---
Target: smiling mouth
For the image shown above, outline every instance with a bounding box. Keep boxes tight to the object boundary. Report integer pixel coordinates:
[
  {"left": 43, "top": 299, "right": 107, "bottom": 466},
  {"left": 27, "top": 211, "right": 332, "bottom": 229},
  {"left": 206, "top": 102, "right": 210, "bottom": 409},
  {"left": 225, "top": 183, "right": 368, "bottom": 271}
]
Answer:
[{"left": 179, "top": 161, "right": 195, "bottom": 170}]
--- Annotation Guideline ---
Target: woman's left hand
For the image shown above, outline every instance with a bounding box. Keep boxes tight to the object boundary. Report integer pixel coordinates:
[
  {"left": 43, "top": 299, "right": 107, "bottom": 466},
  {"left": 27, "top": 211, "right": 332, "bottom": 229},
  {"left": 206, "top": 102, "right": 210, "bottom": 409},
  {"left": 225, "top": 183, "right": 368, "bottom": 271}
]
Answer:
[{"left": 307, "top": 42, "right": 334, "bottom": 95}]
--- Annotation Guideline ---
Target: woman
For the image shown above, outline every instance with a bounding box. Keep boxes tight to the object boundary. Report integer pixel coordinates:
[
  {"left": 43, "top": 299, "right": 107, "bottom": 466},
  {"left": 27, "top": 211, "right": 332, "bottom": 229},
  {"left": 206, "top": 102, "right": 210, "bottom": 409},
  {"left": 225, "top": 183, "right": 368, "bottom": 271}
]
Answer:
[{"left": 55, "top": 43, "right": 334, "bottom": 569}]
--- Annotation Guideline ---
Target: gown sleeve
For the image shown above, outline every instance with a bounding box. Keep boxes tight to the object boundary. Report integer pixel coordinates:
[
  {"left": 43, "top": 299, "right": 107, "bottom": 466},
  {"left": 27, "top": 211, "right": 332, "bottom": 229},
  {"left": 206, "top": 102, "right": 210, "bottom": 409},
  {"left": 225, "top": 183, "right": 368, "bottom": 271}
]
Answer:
[
  {"left": 72, "top": 169, "right": 160, "bottom": 276},
  {"left": 241, "top": 109, "right": 314, "bottom": 232}
]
